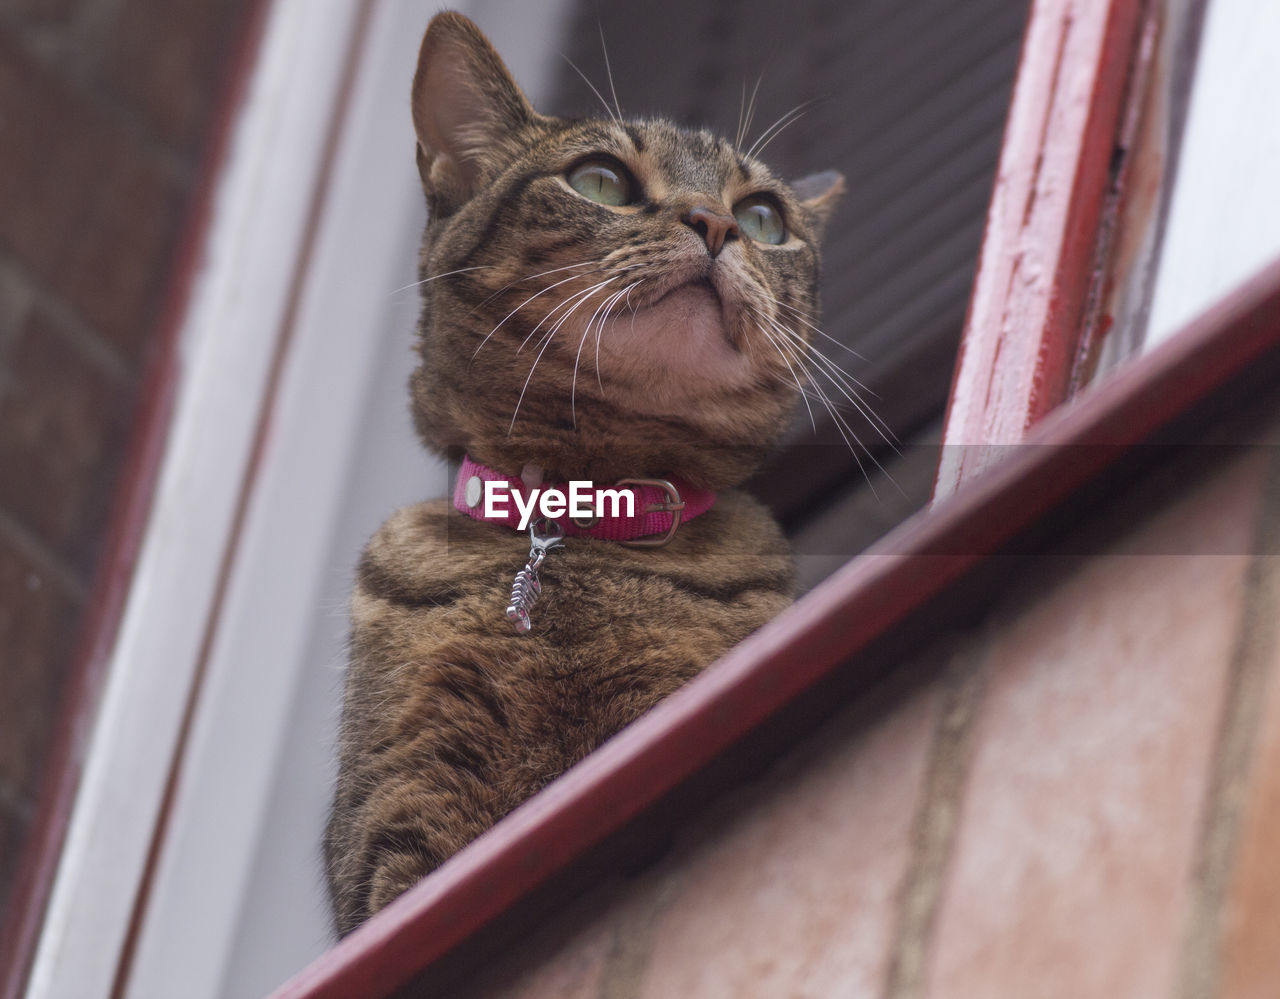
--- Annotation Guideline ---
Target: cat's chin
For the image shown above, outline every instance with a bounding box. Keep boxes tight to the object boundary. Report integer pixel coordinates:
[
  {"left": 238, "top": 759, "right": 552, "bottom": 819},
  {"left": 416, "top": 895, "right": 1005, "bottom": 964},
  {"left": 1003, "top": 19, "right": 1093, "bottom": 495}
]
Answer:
[
  {"left": 594, "top": 280, "right": 757, "bottom": 405},
  {"left": 649, "top": 278, "right": 722, "bottom": 319}
]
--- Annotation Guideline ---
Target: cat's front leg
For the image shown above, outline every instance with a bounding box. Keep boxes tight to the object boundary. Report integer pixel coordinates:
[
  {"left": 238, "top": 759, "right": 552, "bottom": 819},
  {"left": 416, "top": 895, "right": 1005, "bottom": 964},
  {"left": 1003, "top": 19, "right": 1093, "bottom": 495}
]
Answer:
[
  {"left": 361, "top": 783, "right": 494, "bottom": 916},
  {"left": 328, "top": 763, "right": 503, "bottom": 934}
]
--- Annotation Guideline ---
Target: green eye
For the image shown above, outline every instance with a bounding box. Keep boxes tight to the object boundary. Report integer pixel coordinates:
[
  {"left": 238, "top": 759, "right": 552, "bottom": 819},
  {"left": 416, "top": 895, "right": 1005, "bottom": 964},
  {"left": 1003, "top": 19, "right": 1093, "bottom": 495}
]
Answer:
[
  {"left": 733, "top": 195, "right": 786, "bottom": 244},
  {"left": 567, "top": 158, "right": 635, "bottom": 206}
]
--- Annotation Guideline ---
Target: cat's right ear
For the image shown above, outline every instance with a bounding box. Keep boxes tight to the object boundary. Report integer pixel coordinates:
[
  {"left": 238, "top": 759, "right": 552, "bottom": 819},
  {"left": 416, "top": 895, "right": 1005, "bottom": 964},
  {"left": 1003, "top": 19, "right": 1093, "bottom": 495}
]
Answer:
[
  {"left": 411, "top": 12, "right": 538, "bottom": 202},
  {"left": 791, "top": 170, "right": 845, "bottom": 242}
]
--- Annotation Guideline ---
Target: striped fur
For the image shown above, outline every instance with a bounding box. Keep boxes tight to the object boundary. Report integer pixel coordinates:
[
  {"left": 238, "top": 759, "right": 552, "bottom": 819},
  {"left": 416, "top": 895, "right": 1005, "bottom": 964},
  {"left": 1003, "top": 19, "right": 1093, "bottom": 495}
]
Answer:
[{"left": 325, "top": 11, "right": 842, "bottom": 935}]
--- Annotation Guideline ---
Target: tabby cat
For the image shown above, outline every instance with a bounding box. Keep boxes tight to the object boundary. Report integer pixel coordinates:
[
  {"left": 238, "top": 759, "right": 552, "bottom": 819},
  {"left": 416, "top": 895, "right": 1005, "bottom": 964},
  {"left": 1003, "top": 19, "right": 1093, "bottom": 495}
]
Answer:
[{"left": 324, "top": 11, "right": 843, "bottom": 935}]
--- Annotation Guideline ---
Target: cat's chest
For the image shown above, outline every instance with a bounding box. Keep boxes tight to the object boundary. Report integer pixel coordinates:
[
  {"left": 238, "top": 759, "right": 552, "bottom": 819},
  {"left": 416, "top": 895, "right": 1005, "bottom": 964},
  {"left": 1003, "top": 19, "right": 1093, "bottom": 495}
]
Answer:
[{"left": 350, "top": 495, "right": 794, "bottom": 682}]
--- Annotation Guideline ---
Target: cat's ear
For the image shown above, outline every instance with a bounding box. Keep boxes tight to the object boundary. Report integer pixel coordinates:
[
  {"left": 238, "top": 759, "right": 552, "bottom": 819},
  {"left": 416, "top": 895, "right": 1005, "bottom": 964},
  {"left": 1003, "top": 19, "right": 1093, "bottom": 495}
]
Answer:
[
  {"left": 412, "top": 13, "right": 538, "bottom": 199},
  {"left": 791, "top": 170, "right": 845, "bottom": 240}
]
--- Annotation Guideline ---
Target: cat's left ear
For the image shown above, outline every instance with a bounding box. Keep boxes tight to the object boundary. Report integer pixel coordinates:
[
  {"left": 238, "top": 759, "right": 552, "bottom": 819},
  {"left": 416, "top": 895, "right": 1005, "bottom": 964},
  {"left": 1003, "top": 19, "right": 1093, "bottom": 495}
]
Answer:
[
  {"left": 412, "top": 13, "right": 539, "bottom": 200},
  {"left": 791, "top": 170, "right": 845, "bottom": 240}
]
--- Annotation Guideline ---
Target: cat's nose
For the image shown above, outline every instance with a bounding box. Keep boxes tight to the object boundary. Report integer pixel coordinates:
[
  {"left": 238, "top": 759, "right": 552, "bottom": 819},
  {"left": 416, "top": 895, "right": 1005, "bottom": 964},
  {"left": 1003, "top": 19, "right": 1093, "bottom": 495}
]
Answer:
[{"left": 682, "top": 206, "right": 740, "bottom": 258}]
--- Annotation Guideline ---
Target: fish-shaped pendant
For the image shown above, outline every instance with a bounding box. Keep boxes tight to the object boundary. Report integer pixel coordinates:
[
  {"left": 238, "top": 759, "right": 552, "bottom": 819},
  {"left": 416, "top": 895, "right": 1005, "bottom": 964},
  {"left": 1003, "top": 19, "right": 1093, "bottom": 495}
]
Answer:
[{"left": 506, "top": 520, "right": 564, "bottom": 634}]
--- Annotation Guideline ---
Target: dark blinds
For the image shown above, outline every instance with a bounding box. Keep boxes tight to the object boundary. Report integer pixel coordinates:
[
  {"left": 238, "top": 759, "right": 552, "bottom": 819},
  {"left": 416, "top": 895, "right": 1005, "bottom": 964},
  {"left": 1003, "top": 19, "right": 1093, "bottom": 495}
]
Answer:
[{"left": 547, "top": 0, "right": 1029, "bottom": 586}]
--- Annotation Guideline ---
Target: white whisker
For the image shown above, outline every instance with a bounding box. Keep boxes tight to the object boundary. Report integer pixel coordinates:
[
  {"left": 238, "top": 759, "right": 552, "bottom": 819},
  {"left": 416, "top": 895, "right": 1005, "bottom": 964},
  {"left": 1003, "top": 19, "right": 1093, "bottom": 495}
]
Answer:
[
  {"left": 572, "top": 283, "right": 633, "bottom": 424},
  {"left": 756, "top": 312, "right": 885, "bottom": 495},
  {"left": 473, "top": 267, "right": 626, "bottom": 359},
  {"left": 767, "top": 318, "right": 897, "bottom": 450},
  {"left": 571, "top": 283, "right": 627, "bottom": 423},
  {"left": 746, "top": 100, "right": 813, "bottom": 160},
  {"left": 560, "top": 53, "right": 621, "bottom": 127},
  {"left": 471, "top": 259, "right": 605, "bottom": 316},
  {"left": 753, "top": 313, "right": 817, "bottom": 433},
  {"left": 391, "top": 264, "right": 493, "bottom": 296},
  {"left": 518, "top": 276, "right": 620, "bottom": 355},
  {"left": 597, "top": 23, "right": 623, "bottom": 122},
  {"left": 738, "top": 74, "right": 764, "bottom": 152},
  {"left": 510, "top": 277, "right": 621, "bottom": 431},
  {"left": 613, "top": 280, "right": 645, "bottom": 389},
  {"left": 770, "top": 298, "right": 869, "bottom": 362},
  {"left": 736, "top": 80, "right": 748, "bottom": 151},
  {"left": 743, "top": 304, "right": 902, "bottom": 494}
]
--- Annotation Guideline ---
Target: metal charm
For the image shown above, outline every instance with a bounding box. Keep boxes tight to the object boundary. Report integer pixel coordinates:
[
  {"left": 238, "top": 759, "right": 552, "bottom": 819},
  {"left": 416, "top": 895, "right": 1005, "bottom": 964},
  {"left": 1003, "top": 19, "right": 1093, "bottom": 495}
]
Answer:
[{"left": 506, "top": 520, "right": 564, "bottom": 634}]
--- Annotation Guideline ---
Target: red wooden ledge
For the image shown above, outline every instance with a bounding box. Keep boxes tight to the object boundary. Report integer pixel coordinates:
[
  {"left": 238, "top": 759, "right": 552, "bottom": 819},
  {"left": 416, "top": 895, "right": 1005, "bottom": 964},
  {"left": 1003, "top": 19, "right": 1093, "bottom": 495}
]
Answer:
[
  {"left": 271, "top": 256, "right": 1280, "bottom": 999},
  {"left": 935, "top": 0, "right": 1147, "bottom": 496}
]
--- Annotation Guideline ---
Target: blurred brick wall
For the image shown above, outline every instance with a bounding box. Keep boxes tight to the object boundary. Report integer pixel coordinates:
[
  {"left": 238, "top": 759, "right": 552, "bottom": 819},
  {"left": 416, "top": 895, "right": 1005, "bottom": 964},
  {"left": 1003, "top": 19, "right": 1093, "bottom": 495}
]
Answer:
[
  {"left": 448, "top": 413, "right": 1280, "bottom": 997},
  {"left": 0, "top": 0, "right": 256, "bottom": 918}
]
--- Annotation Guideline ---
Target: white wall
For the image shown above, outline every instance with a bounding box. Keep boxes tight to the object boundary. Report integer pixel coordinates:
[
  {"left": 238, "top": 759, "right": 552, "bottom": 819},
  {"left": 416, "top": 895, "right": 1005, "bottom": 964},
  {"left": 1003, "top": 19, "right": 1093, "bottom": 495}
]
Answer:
[{"left": 1146, "top": 1, "right": 1280, "bottom": 343}]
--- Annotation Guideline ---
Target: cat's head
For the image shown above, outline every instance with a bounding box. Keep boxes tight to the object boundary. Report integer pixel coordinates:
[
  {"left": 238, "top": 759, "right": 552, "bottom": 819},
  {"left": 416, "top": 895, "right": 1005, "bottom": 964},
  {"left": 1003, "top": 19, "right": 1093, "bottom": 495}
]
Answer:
[{"left": 409, "top": 12, "right": 843, "bottom": 490}]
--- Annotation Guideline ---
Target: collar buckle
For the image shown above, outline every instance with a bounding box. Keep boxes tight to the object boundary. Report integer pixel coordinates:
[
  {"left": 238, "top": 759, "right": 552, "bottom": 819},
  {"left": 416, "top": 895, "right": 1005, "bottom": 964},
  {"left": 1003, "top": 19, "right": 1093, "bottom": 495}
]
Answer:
[{"left": 617, "top": 478, "right": 686, "bottom": 548}]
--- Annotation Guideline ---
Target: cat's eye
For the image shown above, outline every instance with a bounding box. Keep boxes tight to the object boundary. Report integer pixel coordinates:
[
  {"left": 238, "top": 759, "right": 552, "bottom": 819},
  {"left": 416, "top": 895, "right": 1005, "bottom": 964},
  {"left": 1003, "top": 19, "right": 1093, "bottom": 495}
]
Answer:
[
  {"left": 567, "top": 158, "right": 635, "bottom": 206},
  {"left": 733, "top": 195, "right": 787, "bottom": 245}
]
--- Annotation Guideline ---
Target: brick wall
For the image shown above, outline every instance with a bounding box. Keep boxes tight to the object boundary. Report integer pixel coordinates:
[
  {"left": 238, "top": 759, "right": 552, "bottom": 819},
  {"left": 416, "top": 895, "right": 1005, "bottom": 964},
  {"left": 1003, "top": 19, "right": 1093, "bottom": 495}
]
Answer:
[
  {"left": 448, "top": 412, "right": 1280, "bottom": 997},
  {"left": 0, "top": 0, "right": 255, "bottom": 920}
]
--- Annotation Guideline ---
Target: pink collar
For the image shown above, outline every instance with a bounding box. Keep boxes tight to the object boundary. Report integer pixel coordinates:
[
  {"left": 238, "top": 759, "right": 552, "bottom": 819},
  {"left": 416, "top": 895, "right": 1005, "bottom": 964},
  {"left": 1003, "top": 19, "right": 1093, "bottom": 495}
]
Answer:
[{"left": 452, "top": 454, "right": 716, "bottom": 548}]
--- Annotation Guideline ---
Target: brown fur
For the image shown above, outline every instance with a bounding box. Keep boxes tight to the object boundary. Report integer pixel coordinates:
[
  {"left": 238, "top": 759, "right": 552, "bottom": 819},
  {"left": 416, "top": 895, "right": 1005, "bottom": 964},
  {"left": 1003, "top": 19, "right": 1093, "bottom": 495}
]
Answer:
[{"left": 324, "top": 11, "right": 842, "bottom": 935}]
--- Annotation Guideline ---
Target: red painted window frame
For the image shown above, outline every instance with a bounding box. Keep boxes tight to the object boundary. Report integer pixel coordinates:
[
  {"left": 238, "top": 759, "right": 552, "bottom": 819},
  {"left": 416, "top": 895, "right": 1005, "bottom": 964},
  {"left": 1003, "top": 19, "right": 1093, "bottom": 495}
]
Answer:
[{"left": 934, "top": 0, "right": 1150, "bottom": 497}]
